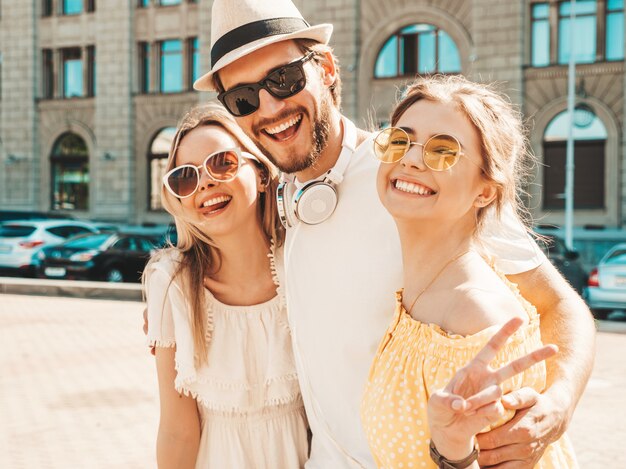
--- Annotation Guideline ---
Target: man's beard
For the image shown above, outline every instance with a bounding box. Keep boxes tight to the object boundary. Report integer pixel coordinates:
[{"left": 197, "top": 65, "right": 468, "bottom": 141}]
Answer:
[{"left": 251, "top": 94, "right": 332, "bottom": 175}]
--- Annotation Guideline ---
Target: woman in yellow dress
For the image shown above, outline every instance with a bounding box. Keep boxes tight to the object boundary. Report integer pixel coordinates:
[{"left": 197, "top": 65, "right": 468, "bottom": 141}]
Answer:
[{"left": 360, "top": 75, "right": 578, "bottom": 468}]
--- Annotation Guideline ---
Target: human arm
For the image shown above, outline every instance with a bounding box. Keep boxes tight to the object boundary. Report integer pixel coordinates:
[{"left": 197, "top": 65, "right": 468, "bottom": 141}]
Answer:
[
  {"left": 428, "top": 318, "right": 558, "bottom": 467},
  {"left": 155, "top": 346, "right": 201, "bottom": 469},
  {"left": 476, "top": 260, "right": 595, "bottom": 467}
]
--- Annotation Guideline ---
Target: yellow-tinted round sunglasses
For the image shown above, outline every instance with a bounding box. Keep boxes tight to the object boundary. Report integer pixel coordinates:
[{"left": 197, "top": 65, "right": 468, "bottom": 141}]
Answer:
[{"left": 374, "top": 127, "right": 475, "bottom": 171}]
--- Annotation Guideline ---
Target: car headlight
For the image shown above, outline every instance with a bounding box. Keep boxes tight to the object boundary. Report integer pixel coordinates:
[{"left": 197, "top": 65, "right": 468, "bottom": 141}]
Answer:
[{"left": 69, "top": 250, "right": 98, "bottom": 262}]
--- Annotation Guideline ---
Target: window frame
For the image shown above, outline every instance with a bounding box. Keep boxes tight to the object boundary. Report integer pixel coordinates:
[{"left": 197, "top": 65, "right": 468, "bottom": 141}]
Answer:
[
  {"left": 42, "top": 0, "right": 53, "bottom": 17},
  {"left": 541, "top": 109, "right": 608, "bottom": 211},
  {"left": 188, "top": 37, "right": 199, "bottom": 90},
  {"left": 373, "top": 24, "right": 461, "bottom": 79},
  {"left": 531, "top": 2, "right": 551, "bottom": 67},
  {"left": 605, "top": 0, "right": 625, "bottom": 61},
  {"left": 528, "top": 0, "right": 624, "bottom": 67},
  {"left": 50, "top": 132, "right": 90, "bottom": 212},
  {"left": 147, "top": 127, "right": 176, "bottom": 211},
  {"left": 61, "top": 47, "right": 84, "bottom": 98},
  {"left": 87, "top": 45, "right": 96, "bottom": 97},
  {"left": 138, "top": 41, "right": 151, "bottom": 93},
  {"left": 158, "top": 39, "right": 183, "bottom": 93},
  {"left": 42, "top": 48, "right": 54, "bottom": 99},
  {"left": 62, "top": 0, "right": 84, "bottom": 15}
]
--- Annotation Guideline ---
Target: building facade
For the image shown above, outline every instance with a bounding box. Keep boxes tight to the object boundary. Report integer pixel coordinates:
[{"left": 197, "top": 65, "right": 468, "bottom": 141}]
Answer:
[{"left": 0, "top": 0, "right": 625, "bottom": 230}]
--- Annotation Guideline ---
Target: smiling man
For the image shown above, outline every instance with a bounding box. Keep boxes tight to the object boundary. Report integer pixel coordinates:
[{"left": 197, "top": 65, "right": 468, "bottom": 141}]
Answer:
[{"left": 192, "top": 0, "right": 596, "bottom": 467}]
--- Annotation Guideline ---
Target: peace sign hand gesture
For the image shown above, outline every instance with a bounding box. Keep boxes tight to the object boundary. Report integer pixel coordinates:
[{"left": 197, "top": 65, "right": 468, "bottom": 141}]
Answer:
[{"left": 427, "top": 317, "right": 558, "bottom": 460}]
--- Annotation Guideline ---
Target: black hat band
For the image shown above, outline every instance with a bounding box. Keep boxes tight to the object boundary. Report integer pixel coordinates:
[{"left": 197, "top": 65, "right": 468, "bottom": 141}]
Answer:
[{"left": 211, "top": 17, "right": 311, "bottom": 67}]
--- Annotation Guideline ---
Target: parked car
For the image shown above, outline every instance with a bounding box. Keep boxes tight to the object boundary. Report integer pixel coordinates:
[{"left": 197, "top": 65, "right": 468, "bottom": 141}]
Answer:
[
  {"left": 37, "top": 232, "right": 162, "bottom": 283},
  {"left": 0, "top": 210, "right": 75, "bottom": 223},
  {"left": 539, "top": 235, "right": 588, "bottom": 294},
  {"left": 585, "top": 243, "right": 626, "bottom": 318},
  {"left": 0, "top": 219, "right": 99, "bottom": 276}
]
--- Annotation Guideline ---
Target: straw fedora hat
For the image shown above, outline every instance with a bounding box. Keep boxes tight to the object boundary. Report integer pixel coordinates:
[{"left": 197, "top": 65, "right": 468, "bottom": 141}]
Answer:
[{"left": 193, "top": 0, "right": 333, "bottom": 91}]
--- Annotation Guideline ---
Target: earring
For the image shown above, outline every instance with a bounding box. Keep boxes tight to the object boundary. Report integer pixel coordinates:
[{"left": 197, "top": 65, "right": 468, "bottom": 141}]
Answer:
[{"left": 475, "top": 197, "right": 486, "bottom": 207}]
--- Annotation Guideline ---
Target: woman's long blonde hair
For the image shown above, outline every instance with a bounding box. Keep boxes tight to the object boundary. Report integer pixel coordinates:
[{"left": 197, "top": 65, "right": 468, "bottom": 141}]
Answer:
[{"left": 150, "top": 102, "right": 283, "bottom": 364}]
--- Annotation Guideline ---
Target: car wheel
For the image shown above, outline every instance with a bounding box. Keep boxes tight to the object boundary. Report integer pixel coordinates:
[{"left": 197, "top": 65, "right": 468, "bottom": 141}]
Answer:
[
  {"left": 105, "top": 268, "right": 124, "bottom": 283},
  {"left": 592, "top": 309, "right": 609, "bottom": 320}
]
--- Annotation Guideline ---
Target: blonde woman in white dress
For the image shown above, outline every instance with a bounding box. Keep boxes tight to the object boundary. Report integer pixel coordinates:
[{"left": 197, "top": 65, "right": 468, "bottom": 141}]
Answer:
[{"left": 144, "top": 103, "right": 308, "bottom": 469}]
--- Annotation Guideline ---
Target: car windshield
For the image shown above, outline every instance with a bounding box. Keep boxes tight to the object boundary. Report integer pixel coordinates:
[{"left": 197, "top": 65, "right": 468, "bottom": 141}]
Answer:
[
  {"left": 605, "top": 249, "right": 626, "bottom": 265},
  {"left": 63, "top": 234, "right": 111, "bottom": 249},
  {"left": 0, "top": 225, "right": 37, "bottom": 238}
]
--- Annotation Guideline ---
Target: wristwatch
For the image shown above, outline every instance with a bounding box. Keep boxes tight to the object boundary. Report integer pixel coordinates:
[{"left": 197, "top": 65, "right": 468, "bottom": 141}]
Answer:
[{"left": 429, "top": 440, "right": 479, "bottom": 469}]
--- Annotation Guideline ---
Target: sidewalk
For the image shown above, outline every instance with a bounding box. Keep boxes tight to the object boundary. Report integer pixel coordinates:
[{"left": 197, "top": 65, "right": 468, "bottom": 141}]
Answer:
[
  {"left": 0, "top": 293, "right": 623, "bottom": 468},
  {"left": 0, "top": 294, "right": 156, "bottom": 469}
]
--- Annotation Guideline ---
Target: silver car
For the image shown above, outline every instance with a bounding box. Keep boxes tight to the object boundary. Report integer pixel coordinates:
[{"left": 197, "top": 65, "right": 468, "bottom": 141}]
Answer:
[
  {"left": 0, "top": 219, "right": 99, "bottom": 276},
  {"left": 585, "top": 243, "right": 626, "bottom": 318}
]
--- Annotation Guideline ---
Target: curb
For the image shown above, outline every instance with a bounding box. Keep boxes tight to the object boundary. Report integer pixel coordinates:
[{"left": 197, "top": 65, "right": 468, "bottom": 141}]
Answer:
[{"left": 0, "top": 277, "right": 143, "bottom": 302}]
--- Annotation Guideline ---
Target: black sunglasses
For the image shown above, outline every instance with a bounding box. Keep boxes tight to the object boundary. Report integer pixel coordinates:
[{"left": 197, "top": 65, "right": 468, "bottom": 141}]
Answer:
[{"left": 217, "top": 52, "right": 316, "bottom": 117}]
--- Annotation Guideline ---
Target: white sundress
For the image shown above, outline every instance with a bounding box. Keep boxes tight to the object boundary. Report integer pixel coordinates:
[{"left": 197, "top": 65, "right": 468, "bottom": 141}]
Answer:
[{"left": 145, "top": 247, "right": 308, "bottom": 469}]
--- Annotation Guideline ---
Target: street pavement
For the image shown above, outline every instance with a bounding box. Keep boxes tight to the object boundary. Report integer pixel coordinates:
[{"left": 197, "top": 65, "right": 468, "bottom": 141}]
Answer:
[{"left": 0, "top": 293, "right": 624, "bottom": 468}]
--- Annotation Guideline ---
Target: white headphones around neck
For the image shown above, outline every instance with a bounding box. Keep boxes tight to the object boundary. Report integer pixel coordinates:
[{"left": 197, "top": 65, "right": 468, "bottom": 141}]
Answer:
[{"left": 276, "top": 117, "right": 357, "bottom": 228}]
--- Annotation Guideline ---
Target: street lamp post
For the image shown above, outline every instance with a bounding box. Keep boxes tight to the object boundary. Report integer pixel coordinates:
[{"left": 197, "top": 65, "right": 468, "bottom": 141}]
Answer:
[{"left": 564, "top": 0, "right": 577, "bottom": 250}]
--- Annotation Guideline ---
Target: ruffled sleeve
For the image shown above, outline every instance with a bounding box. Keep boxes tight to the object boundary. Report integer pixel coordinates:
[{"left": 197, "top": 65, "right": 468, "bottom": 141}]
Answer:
[
  {"left": 145, "top": 258, "right": 179, "bottom": 348},
  {"left": 144, "top": 253, "right": 199, "bottom": 393}
]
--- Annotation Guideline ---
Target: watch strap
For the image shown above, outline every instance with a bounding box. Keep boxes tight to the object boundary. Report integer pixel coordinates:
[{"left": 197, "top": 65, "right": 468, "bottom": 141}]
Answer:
[{"left": 429, "top": 440, "right": 479, "bottom": 469}]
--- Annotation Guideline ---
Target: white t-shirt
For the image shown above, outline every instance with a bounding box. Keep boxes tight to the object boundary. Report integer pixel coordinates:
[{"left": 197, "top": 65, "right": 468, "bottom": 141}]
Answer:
[{"left": 282, "top": 128, "right": 545, "bottom": 469}]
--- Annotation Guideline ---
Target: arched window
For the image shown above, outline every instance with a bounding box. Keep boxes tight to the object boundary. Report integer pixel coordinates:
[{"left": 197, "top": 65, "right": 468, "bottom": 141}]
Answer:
[
  {"left": 542, "top": 108, "right": 608, "bottom": 210},
  {"left": 374, "top": 24, "right": 461, "bottom": 78},
  {"left": 148, "top": 127, "right": 175, "bottom": 210},
  {"left": 51, "top": 132, "right": 89, "bottom": 211}
]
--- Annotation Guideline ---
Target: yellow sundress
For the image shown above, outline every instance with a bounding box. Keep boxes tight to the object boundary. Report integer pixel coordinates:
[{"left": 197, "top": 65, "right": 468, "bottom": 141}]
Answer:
[{"left": 360, "top": 281, "right": 578, "bottom": 469}]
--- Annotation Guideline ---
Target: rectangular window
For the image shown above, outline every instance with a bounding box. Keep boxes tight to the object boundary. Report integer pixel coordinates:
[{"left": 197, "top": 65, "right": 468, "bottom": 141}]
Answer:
[
  {"left": 189, "top": 37, "right": 199, "bottom": 88},
  {"left": 87, "top": 45, "right": 95, "bottom": 96},
  {"left": 62, "top": 48, "right": 83, "bottom": 98},
  {"left": 160, "top": 39, "right": 183, "bottom": 93},
  {"left": 558, "top": 0, "right": 597, "bottom": 64},
  {"left": 42, "top": 0, "right": 53, "bottom": 16},
  {"left": 531, "top": 3, "right": 551, "bottom": 66},
  {"left": 42, "top": 48, "right": 54, "bottom": 99},
  {"left": 606, "top": 0, "right": 624, "bottom": 60},
  {"left": 139, "top": 42, "right": 151, "bottom": 93},
  {"left": 87, "top": 0, "right": 95, "bottom": 12},
  {"left": 138, "top": 0, "right": 150, "bottom": 6},
  {"left": 159, "top": 0, "right": 181, "bottom": 5},
  {"left": 63, "top": 0, "right": 83, "bottom": 15}
]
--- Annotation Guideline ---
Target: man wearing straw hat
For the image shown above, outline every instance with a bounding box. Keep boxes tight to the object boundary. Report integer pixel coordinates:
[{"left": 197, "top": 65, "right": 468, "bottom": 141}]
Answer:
[{"left": 192, "top": 0, "right": 595, "bottom": 467}]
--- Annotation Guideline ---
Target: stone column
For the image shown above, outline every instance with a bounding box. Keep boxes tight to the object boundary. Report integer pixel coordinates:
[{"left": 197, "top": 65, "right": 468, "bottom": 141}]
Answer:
[
  {"left": 196, "top": 0, "right": 214, "bottom": 104},
  {"left": 0, "top": 1, "right": 38, "bottom": 209},
  {"left": 93, "top": 0, "right": 135, "bottom": 220},
  {"left": 296, "top": 0, "right": 360, "bottom": 122},
  {"left": 470, "top": 0, "right": 525, "bottom": 106}
]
